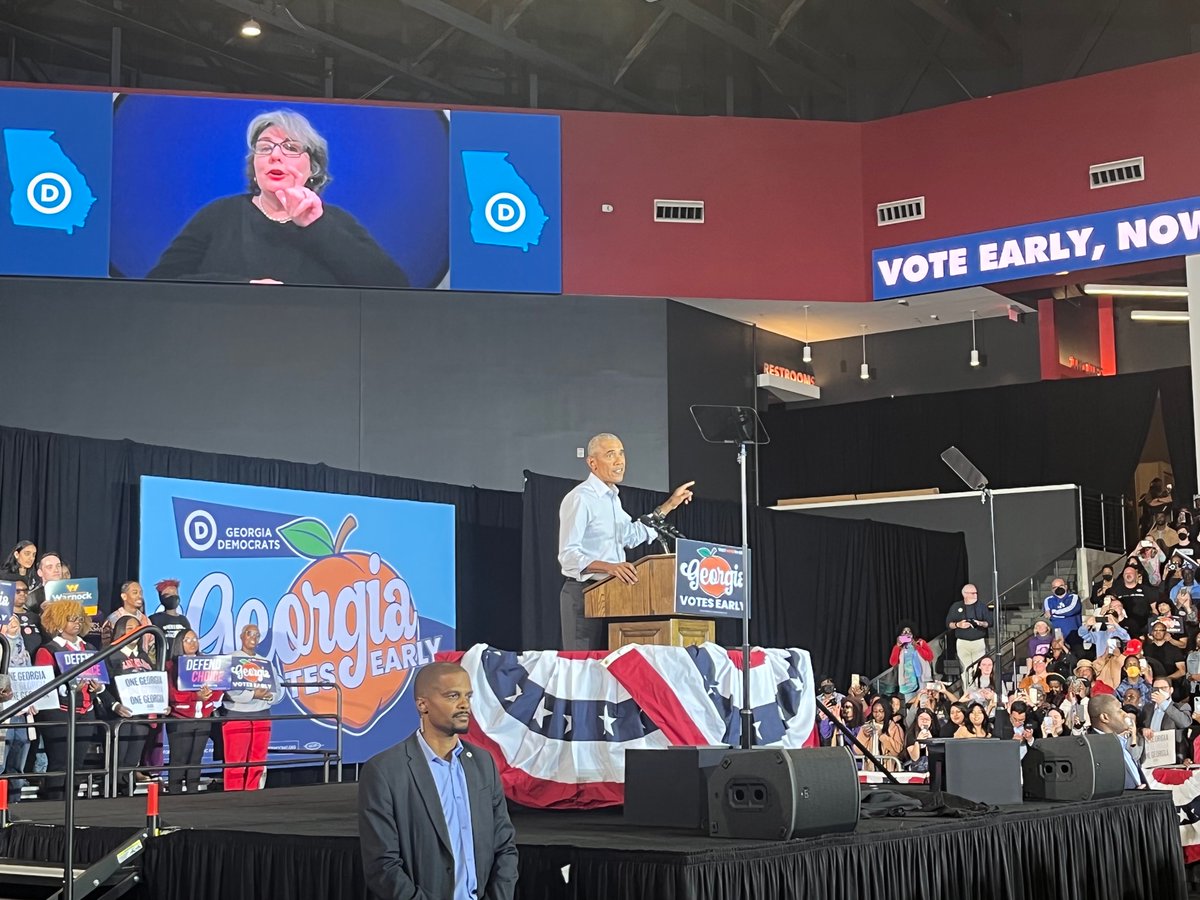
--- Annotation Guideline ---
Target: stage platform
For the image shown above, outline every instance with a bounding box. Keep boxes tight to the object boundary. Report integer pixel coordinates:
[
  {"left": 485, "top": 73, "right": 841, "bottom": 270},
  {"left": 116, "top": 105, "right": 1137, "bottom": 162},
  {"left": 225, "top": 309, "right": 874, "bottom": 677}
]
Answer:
[{"left": 0, "top": 783, "right": 1186, "bottom": 900}]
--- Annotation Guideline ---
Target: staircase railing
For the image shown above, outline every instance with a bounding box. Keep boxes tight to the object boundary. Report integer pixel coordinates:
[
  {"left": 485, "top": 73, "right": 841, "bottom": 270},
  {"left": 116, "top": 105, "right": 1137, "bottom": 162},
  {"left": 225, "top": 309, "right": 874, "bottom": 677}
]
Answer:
[{"left": 0, "top": 624, "right": 167, "bottom": 900}]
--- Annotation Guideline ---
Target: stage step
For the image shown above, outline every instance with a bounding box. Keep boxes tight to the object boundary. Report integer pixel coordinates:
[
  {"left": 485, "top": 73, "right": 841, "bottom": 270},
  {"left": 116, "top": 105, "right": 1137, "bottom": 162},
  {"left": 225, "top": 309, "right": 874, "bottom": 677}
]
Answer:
[{"left": 0, "top": 828, "right": 149, "bottom": 900}]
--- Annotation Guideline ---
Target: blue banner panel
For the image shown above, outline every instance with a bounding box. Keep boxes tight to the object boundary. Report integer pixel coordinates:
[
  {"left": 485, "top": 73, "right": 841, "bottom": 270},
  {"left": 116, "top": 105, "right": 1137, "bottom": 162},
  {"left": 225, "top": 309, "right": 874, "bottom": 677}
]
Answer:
[
  {"left": 139, "top": 476, "right": 455, "bottom": 764},
  {"left": 674, "top": 539, "right": 749, "bottom": 618},
  {"left": 0, "top": 88, "right": 111, "bottom": 277},
  {"left": 872, "top": 195, "right": 1200, "bottom": 300},
  {"left": 449, "top": 110, "right": 561, "bottom": 294}
]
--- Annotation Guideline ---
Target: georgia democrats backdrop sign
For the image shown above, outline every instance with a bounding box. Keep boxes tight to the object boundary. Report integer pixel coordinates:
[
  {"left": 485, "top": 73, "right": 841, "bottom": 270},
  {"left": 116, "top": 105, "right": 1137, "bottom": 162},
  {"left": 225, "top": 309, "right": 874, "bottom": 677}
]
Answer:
[
  {"left": 139, "top": 476, "right": 455, "bottom": 763},
  {"left": 872, "top": 195, "right": 1200, "bottom": 300}
]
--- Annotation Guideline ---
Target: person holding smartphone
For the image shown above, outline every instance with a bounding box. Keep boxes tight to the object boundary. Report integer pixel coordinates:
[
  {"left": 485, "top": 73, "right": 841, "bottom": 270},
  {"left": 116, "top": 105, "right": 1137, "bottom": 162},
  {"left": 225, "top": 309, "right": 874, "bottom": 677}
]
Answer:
[
  {"left": 902, "top": 710, "right": 936, "bottom": 773},
  {"left": 1078, "top": 613, "right": 1130, "bottom": 661},
  {"left": 1090, "top": 565, "right": 1116, "bottom": 607}
]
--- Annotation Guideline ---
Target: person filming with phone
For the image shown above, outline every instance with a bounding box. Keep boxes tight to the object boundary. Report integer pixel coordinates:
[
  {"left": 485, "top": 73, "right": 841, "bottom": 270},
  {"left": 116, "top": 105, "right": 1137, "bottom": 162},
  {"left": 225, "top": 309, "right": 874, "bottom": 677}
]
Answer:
[{"left": 946, "top": 584, "right": 992, "bottom": 684}]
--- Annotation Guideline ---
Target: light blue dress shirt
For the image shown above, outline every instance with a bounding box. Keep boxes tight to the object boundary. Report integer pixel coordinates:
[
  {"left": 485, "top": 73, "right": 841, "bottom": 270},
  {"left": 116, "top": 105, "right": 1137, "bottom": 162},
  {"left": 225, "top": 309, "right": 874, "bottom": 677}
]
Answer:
[
  {"left": 417, "top": 731, "right": 477, "bottom": 900},
  {"left": 1116, "top": 733, "right": 1144, "bottom": 789},
  {"left": 558, "top": 472, "right": 656, "bottom": 580}
]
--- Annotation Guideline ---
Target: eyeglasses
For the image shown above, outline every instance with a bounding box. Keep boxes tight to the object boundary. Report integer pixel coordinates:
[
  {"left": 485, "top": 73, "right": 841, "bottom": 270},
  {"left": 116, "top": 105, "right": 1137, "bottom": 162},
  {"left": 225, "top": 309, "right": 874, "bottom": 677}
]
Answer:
[
  {"left": 66, "top": 615, "right": 87, "bottom": 624},
  {"left": 252, "top": 139, "right": 306, "bottom": 157}
]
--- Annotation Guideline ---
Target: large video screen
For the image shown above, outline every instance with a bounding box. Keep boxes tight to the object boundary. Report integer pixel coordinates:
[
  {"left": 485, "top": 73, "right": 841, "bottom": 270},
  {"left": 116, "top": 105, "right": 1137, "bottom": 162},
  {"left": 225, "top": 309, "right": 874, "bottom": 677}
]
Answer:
[
  {"left": 139, "top": 476, "right": 455, "bottom": 763},
  {"left": 0, "top": 86, "right": 560, "bottom": 294}
]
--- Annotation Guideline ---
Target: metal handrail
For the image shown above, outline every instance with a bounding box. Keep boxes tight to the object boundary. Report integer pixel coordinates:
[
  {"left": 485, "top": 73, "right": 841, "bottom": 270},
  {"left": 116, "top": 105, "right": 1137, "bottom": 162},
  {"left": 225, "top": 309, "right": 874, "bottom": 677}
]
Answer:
[
  {"left": 110, "top": 695, "right": 345, "bottom": 796},
  {"left": 0, "top": 624, "right": 167, "bottom": 900}
]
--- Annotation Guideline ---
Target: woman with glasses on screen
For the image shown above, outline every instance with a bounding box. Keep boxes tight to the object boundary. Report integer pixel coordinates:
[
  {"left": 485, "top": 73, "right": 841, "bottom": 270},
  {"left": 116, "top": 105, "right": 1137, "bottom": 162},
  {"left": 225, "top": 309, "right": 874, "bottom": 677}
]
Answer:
[{"left": 148, "top": 109, "right": 409, "bottom": 288}]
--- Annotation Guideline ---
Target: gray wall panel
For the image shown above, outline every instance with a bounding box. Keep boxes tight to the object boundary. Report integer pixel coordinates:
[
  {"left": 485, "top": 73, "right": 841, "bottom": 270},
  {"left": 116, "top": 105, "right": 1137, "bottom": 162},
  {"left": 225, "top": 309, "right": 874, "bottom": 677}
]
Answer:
[
  {"left": 0, "top": 278, "right": 363, "bottom": 468},
  {"left": 0, "top": 278, "right": 670, "bottom": 492},
  {"left": 358, "top": 293, "right": 669, "bottom": 491}
]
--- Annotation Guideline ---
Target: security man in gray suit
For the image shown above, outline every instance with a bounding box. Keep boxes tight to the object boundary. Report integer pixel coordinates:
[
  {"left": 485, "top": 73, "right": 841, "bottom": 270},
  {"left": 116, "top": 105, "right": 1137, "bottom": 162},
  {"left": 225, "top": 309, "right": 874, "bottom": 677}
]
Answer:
[{"left": 359, "top": 662, "right": 518, "bottom": 900}]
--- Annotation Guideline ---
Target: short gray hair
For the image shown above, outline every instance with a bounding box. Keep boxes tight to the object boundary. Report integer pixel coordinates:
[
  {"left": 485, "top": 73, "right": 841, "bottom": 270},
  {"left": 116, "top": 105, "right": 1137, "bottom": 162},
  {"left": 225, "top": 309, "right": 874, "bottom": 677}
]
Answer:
[
  {"left": 586, "top": 433, "right": 620, "bottom": 459},
  {"left": 245, "top": 109, "right": 332, "bottom": 195}
]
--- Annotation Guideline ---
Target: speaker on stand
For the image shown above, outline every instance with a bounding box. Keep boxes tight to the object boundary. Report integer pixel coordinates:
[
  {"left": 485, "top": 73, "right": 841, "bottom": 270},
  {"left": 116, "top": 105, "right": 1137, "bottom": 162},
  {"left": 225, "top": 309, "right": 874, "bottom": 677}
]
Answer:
[{"left": 1022, "top": 734, "right": 1125, "bottom": 801}]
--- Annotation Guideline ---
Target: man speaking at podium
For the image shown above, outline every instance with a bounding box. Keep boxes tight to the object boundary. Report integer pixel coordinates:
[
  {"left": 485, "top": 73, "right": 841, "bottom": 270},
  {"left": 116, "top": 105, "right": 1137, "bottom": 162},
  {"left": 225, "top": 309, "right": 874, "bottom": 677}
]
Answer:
[{"left": 557, "top": 433, "right": 695, "bottom": 649}]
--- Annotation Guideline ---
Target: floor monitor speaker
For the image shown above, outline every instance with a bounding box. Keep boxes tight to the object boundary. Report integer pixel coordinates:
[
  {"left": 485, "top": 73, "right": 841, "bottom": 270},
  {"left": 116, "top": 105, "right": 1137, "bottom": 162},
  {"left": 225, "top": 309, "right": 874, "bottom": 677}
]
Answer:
[
  {"left": 1022, "top": 734, "right": 1125, "bottom": 801},
  {"left": 706, "top": 747, "right": 860, "bottom": 840}
]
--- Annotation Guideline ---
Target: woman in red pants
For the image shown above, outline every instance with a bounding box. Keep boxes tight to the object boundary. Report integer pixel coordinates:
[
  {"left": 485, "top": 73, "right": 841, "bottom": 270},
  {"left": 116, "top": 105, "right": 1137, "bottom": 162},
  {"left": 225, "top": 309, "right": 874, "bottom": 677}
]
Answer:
[{"left": 221, "top": 624, "right": 277, "bottom": 791}]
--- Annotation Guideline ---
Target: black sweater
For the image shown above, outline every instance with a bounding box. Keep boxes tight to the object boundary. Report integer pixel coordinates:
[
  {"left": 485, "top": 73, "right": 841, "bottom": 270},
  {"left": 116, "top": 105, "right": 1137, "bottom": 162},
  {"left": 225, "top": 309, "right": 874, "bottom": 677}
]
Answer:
[{"left": 148, "top": 195, "right": 410, "bottom": 288}]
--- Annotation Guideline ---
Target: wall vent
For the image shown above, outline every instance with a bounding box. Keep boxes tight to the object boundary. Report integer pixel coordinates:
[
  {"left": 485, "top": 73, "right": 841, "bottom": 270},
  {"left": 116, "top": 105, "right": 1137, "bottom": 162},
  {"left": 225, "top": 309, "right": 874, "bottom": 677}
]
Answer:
[
  {"left": 876, "top": 196, "right": 925, "bottom": 226},
  {"left": 654, "top": 199, "right": 705, "bottom": 223},
  {"left": 1089, "top": 157, "right": 1144, "bottom": 189}
]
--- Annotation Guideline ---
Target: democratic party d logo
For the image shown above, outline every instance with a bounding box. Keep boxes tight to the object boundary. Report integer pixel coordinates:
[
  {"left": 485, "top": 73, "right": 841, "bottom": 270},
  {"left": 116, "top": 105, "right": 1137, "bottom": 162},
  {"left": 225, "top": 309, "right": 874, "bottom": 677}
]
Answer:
[
  {"left": 461, "top": 150, "right": 548, "bottom": 252},
  {"left": 3, "top": 129, "right": 96, "bottom": 234}
]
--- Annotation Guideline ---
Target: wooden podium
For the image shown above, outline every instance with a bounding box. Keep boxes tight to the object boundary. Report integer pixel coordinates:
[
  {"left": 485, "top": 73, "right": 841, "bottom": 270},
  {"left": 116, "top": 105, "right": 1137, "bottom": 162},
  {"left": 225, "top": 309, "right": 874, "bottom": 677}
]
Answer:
[{"left": 582, "top": 554, "right": 716, "bottom": 650}]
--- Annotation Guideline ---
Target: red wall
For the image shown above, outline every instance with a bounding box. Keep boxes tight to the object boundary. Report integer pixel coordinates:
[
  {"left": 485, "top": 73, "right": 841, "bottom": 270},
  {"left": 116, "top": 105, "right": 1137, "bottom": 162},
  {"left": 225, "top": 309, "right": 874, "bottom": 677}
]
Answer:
[
  {"left": 559, "top": 112, "right": 865, "bottom": 301},
  {"left": 562, "top": 53, "right": 1200, "bottom": 303},
  {"left": 861, "top": 53, "right": 1200, "bottom": 252}
]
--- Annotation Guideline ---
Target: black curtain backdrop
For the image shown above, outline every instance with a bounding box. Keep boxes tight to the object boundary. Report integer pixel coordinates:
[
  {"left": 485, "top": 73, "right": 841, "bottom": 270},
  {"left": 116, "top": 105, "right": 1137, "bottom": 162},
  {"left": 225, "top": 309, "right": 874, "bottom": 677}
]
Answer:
[
  {"left": 522, "top": 471, "right": 967, "bottom": 684},
  {"left": 0, "top": 425, "right": 523, "bottom": 650},
  {"left": 1158, "top": 366, "right": 1197, "bottom": 505},
  {"left": 759, "top": 369, "right": 1192, "bottom": 504}
]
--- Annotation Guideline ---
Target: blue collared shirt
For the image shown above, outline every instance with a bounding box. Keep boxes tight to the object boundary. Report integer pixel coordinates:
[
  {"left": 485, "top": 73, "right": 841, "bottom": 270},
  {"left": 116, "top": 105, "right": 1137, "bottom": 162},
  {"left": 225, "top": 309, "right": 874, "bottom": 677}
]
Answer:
[
  {"left": 417, "top": 731, "right": 477, "bottom": 900},
  {"left": 558, "top": 472, "right": 656, "bottom": 580},
  {"left": 1117, "top": 733, "right": 1144, "bottom": 789}
]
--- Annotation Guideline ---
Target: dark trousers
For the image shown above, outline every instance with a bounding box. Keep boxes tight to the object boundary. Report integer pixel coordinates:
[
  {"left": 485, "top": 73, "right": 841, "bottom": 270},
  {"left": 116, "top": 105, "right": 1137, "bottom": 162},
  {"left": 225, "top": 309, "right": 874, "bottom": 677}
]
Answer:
[
  {"left": 36, "top": 707, "right": 98, "bottom": 801},
  {"left": 560, "top": 580, "right": 604, "bottom": 650},
  {"left": 169, "top": 719, "right": 211, "bottom": 790},
  {"left": 113, "top": 721, "right": 149, "bottom": 794}
]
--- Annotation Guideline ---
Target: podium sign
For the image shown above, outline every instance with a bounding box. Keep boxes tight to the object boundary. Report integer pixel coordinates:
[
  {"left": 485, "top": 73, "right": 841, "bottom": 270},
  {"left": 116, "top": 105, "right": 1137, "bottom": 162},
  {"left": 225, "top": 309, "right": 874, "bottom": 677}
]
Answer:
[{"left": 674, "top": 539, "right": 749, "bottom": 619}]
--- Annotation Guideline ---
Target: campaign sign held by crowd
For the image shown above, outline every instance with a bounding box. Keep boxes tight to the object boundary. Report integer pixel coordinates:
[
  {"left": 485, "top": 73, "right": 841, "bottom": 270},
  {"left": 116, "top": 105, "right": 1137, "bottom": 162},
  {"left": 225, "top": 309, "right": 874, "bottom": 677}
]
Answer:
[
  {"left": 8, "top": 666, "right": 59, "bottom": 712},
  {"left": 139, "top": 476, "right": 455, "bottom": 764},
  {"left": 42, "top": 578, "right": 100, "bottom": 617},
  {"left": 115, "top": 671, "right": 169, "bottom": 717},
  {"left": 54, "top": 651, "right": 110, "bottom": 684},
  {"left": 230, "top": 655, "right": 278, "bottom": 694},
  {"left": 0, "top": 582, "right": 13, "bottom": 623},
  {"left": 177, "top": 654, "right": 233, "bottom": 691},
  {"left": 674, "top": 539, "right": 749, "bottom": 619}
]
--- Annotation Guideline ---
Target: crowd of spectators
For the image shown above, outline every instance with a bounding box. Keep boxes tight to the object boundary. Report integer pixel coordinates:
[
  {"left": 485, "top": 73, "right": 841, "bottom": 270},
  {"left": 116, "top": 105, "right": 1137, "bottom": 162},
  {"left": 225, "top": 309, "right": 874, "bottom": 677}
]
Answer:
[
  {"left": 817, "top": 483, "right": 1200, "bottom": 776},
  {"left": 0, "top": 539, "right": 279, "bottom": 800}
]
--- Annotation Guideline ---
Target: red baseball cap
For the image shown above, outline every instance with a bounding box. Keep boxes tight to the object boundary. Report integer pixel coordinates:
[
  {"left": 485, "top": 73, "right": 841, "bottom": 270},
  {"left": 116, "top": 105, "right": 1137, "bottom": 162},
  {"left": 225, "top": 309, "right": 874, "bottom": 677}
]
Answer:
[{"left": 1123, "top": 638, "right": 1143, "bottom": 657}]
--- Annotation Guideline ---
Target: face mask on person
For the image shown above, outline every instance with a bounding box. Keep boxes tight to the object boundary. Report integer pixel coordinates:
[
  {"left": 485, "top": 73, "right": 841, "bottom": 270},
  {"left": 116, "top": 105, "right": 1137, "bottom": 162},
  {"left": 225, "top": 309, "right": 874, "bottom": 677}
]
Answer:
[
  {"left": 898, "top": 634, "right": 912, "bottom": 645},
  {"left": 1053, "top": 586, "right": 1067, "bottom": 597},
  {"left": 159, "top": 594, "right": 180, "bottom": 611},
  {"left": 820, "top": 683, "right": 835, "bottom": 695}
]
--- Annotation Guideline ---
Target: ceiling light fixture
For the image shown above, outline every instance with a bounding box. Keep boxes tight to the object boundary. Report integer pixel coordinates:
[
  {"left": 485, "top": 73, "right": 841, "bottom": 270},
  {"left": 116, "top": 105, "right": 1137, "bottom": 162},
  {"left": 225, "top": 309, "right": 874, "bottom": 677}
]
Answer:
[
  {"left": 240, "top": 18, "right": 262, "bottom": 38},
  {"left": 1082, "top": 283, "right": 1187, "bottom": 298},
  {"left": 969, "top": 309, "right": 980, "bottom": 367},
  {"left": 859, "top": 325, "right": 870, "bottom": 380},
  {"left": 802, "top": 305, "right": 812, "bottom": 364},
  {"left": 1130, "top": 310, "right": 1190, "bottom": 323}
]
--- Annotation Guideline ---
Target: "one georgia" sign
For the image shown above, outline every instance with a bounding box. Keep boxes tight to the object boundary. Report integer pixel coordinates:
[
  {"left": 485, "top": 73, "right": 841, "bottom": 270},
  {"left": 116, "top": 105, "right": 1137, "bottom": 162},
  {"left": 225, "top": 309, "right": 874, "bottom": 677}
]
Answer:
[{"left": 674, "top": 539, "right": 749, "bottom": 619}]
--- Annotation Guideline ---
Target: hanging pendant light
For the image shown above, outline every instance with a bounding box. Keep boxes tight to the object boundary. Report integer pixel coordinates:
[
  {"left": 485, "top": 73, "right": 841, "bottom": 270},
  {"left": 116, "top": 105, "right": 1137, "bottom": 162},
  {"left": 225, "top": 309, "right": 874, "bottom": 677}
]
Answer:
[
  {"left": 859, "top": 325, "right": 869, "bottom": 380},
  {"left": 802, "top": 305, "right": 812, "bottom": 363}
]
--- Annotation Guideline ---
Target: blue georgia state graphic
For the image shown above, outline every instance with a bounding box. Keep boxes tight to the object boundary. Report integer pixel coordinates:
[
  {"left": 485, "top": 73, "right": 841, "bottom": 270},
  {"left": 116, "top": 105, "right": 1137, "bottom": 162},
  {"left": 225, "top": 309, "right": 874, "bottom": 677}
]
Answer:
[{"left": 4, "top": 128, "right": 96, "bottom": 234}]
